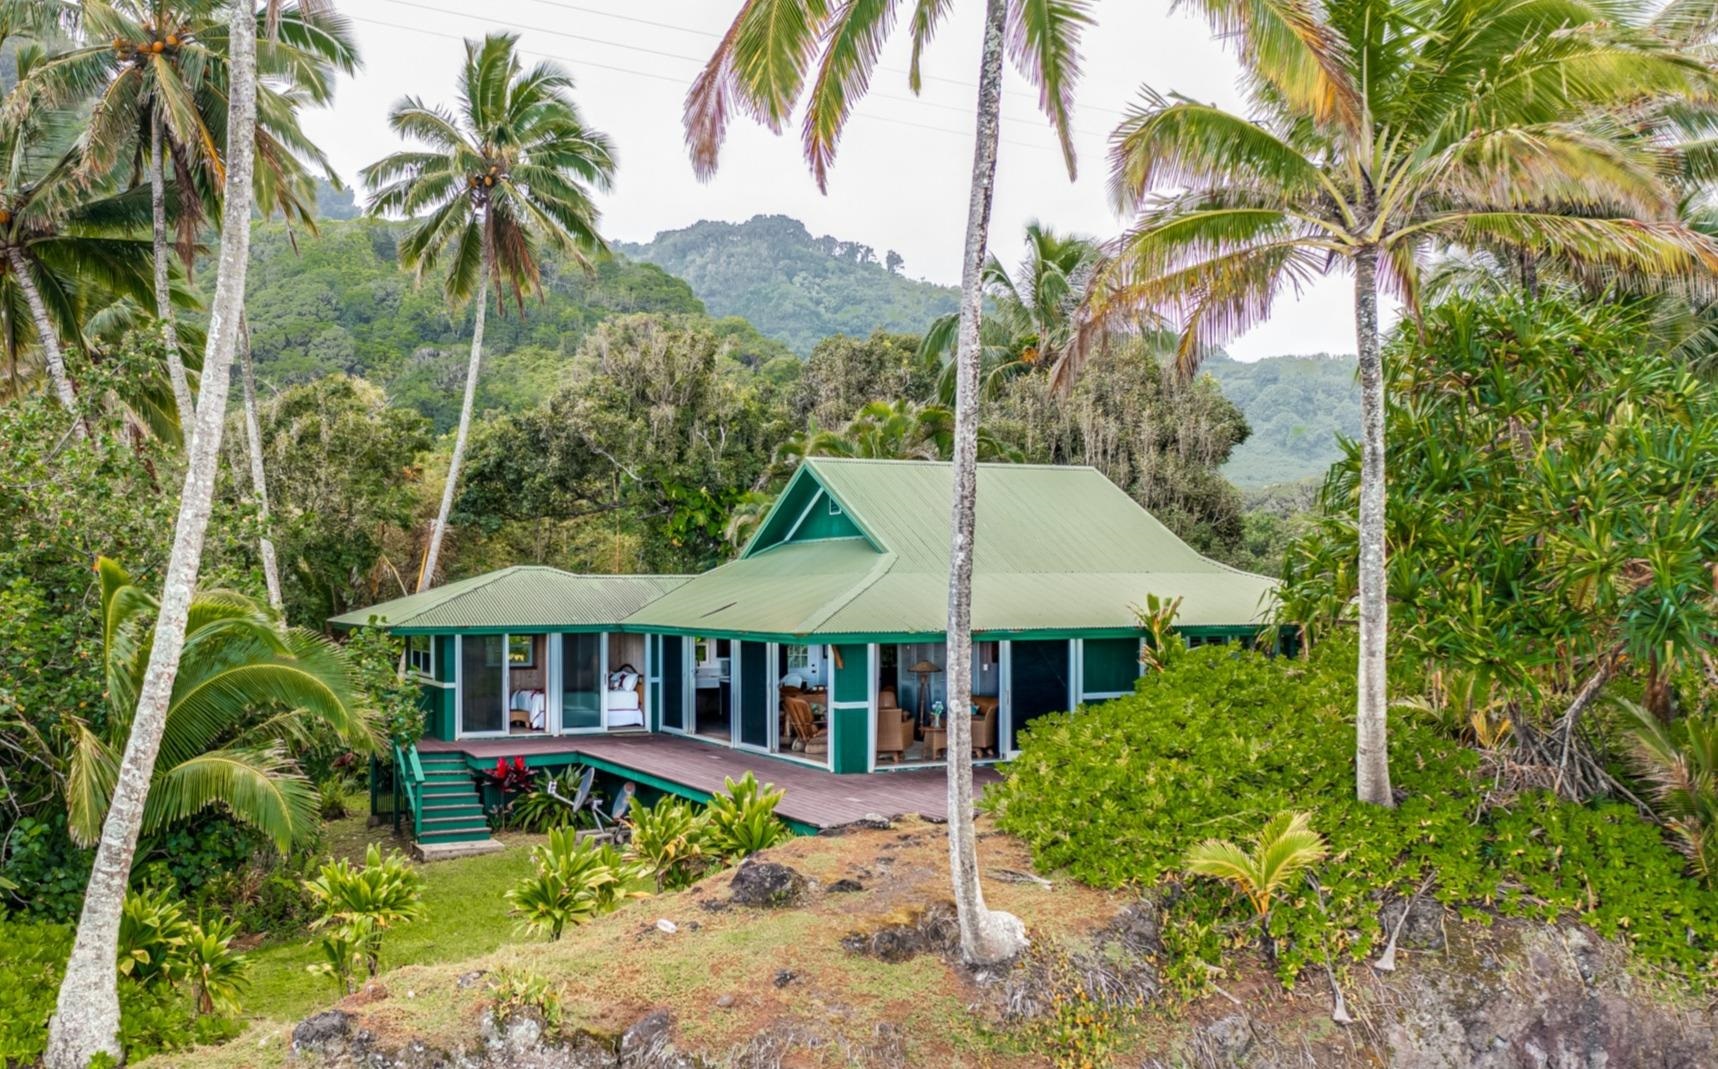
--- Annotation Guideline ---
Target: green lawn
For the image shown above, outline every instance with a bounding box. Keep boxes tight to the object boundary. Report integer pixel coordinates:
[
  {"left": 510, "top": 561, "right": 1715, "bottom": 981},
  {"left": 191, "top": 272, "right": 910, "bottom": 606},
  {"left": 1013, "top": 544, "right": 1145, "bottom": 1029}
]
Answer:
[{"left": 241, "top": 808, "right": 544, "bottom": 1025}]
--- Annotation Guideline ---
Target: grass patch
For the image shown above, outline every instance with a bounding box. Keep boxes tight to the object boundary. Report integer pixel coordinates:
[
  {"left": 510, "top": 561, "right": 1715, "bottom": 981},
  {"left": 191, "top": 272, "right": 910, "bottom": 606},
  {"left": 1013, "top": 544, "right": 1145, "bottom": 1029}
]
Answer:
[
  {"left": 238, "top": 818, "right": 542, "bottom": 1025},
  {"left": 144, "top": 818, "right": 1132, "bottom": 1069}
]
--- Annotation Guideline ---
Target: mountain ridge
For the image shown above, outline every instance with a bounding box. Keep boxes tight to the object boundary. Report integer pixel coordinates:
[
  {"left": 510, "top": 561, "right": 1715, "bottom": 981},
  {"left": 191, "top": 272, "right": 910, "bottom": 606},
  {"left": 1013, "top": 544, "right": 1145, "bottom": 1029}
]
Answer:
[{"left": 618, "top": 214, "right": 960, "bottom": 356}]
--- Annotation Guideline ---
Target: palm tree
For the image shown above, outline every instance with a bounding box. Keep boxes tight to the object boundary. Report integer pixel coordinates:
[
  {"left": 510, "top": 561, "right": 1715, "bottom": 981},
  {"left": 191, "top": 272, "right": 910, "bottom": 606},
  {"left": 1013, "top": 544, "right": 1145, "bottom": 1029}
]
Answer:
[
  {"left": 65, "top": 557, "right": 374, "bottom": 850},
  {"left": 1069, "top": 0, "right": 1718, "bottom": 808},
  {"left": 16, "top": 0, "right": 356, "bottom": 437},
  {"left": 0, "top": 53, "right": 156, "bottom": 439},
  {"left": 686, "top": 0, "right": 1091, "bottom": 966},
  {"left": 1183, "top": 811, "right": 1327, "bottom": 920},
  {"left": 361, "top": 32, "right": 616, "bottom": 593},
  {"left": 46, "top": 2, "right": 260, "bottom": 1063},
  {"left": 919, "top": 221, "right": 1099, "bottom": 401}
]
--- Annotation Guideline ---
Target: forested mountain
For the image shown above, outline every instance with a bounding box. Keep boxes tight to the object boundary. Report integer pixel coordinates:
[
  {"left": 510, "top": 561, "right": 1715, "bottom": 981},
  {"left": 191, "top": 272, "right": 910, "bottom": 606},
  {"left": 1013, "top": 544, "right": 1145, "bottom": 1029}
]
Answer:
[
  {"left": 1202, "top": 354, "right": 1360, "bottom": 487},
  {"left": 233, "top": 218, "right": 794, "bottom": 430},
  {"left": 618, "top": 215, "right": 960, "bottom": 355}
]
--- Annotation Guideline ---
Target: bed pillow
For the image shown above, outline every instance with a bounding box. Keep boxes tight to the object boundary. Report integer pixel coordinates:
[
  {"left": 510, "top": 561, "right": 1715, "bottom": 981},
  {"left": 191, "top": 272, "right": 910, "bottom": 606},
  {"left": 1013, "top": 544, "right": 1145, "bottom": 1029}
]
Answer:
[{"left": 619, "top": 671, "right": 639, "bottom": 692}]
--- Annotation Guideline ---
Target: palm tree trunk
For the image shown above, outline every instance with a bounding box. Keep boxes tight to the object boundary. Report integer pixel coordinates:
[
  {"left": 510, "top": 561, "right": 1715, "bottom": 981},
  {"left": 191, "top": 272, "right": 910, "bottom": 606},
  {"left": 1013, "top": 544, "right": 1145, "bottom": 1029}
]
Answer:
[
  {"left": 943, "top": 0, "right": 1027, "bottom": 967},
  {"left": 44, "top": 4, "right": 257, "bottom": 1065},
  {"left": 238, "top": 314, "right": 284, "bottom": 614},
  {"left": 1353, "top": 245, "right": 1393, "bottom": 808},
  {"left": 152, "top": 112, "right": 196, "bottom": 446},
  {"left": 7, "top": 247, "right": 87, "bottom": 440},
  {"left": 416, "top": 244, "right": 490, "bottom": 592}
]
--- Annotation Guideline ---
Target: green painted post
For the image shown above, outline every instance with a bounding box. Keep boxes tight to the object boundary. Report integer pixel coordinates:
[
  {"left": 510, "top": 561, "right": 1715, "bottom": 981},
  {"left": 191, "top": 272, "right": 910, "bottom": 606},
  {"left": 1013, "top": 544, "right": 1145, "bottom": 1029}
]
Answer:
[{"left": 829, "top": 644, "right": 871, "bottom": 774}]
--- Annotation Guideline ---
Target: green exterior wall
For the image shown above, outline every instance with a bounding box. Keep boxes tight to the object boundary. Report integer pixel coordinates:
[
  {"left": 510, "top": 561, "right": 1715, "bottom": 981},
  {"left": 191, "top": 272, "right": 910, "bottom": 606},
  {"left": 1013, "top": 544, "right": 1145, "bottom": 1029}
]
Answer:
[
  {"left": 829, "top": 644, "right": 871, "bottom": 774},
  {"left": 1083, "top": 636, "right": 1142, "bottom": 694},
  {"left": 792, "top": 500, "right": 863, "bottom": 542},
  {"left": 416, "top": 634, "right": 456, "bottom": 741}
]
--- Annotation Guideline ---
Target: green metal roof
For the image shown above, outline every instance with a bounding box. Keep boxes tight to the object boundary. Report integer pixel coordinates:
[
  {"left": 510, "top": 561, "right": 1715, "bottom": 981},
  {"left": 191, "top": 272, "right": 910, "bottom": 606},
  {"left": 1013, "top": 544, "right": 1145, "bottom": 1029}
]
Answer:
[
  {"left": 623, "top": 458, "right": 1277, "bottom": 638},
  {"left": 329, "top": 566, "right": 689, "bottom": 633}
]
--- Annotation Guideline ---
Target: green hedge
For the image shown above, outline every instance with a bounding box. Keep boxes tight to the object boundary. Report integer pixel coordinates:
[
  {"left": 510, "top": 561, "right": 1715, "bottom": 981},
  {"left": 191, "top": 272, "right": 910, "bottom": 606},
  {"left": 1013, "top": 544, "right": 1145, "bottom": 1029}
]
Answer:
[{"left": 985, "top": 645, "right": 1718, "bottom": 989}]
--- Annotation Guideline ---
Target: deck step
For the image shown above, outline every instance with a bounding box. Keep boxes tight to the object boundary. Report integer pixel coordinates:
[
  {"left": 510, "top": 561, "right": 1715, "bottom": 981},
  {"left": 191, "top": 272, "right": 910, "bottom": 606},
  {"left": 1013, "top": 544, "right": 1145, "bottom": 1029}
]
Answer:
[
  {"left": 418, "top": 820, "right": 490, "bottom": 837},
  {"left": 421, "top": 782, "right": 476, "bottom": 797},
  {"left": 417, "top": 828, "right": 496, "bottom": 845}
]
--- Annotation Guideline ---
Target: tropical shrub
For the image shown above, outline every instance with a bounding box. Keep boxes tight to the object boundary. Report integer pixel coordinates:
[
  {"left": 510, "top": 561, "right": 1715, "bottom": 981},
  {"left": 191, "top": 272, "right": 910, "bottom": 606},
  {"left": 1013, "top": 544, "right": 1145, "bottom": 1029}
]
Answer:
[
  {"left": 1, "top": 918, "right": 237, "bottom": 1065},
  {"left": 509, "top": 767, "right": 586, "bottom": 833},
  {"left": 625, "top": 796, "right": 713, "bottom": 891},
  {"left": 507, "top": 828, "right": 645, "bottom": 940},
  {"left": 182, "top": 915, "right": 250, "bottom": 1016},
  {"left": 345, "top": 625, "right": 427, "bottom": 746},
  {"left": 1282, "top": 296, "right": 1718, "bottom": 725},
  {"left": 987, "top": 644, "right": 1718, "bottom": 989},
  {"left": 704, "top": 772, "right": 790, "bottom": 859},
  {"left": 304, "top": 845, "right": 427, "bottom": 992},
  {"left": 117, "top": 886, "right": 191, "bottom": 989}
]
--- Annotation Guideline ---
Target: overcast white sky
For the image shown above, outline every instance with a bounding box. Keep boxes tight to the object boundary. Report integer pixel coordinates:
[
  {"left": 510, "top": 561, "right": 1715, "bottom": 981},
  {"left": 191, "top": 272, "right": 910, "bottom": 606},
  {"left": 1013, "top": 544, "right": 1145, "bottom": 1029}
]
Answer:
[{"left": 299, "top": 0, "right": 1363, "bottom": 360}]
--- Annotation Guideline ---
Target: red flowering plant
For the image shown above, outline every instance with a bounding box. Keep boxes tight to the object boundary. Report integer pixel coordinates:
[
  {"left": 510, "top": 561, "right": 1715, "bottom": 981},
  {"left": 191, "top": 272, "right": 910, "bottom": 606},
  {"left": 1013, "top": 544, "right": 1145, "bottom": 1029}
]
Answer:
[{"left": 478, "top": 757, "right": 536, "bottom": 828}]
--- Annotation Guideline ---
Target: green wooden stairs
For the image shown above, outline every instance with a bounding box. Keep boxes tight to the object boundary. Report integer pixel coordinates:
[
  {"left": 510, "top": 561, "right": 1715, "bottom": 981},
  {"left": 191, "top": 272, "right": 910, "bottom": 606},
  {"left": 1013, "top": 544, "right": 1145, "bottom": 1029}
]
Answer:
[{"left": 396, "top": 744, "right": 492, "bottom": 847}]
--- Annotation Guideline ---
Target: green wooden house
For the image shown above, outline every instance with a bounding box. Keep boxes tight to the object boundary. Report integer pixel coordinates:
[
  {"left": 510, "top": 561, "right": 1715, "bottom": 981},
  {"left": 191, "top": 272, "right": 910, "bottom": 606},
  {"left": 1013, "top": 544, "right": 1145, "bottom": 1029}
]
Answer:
[{"left": 334, "top": 459, "right": 1276, "bottom": 843}]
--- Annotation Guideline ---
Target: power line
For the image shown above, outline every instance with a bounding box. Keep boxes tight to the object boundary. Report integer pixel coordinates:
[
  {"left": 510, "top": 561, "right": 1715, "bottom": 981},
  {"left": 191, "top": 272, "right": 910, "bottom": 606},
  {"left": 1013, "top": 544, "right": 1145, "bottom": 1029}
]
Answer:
[
  {"left": 504, "top": 0, "right": 1133, "bottom": 117},
  {"left": 345, "top": 14, "right": 1076, "bottom": 155},
  {"left": 370, "top": 0, "right": 1117, "bottom": 137}
]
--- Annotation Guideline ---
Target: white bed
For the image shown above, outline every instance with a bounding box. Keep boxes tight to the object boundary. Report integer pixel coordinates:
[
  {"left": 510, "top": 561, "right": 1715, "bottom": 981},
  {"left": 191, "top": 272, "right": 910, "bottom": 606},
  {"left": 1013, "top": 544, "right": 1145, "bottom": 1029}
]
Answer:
[{"left": 604, "top": 668, "right": 645, "bottom": 728}]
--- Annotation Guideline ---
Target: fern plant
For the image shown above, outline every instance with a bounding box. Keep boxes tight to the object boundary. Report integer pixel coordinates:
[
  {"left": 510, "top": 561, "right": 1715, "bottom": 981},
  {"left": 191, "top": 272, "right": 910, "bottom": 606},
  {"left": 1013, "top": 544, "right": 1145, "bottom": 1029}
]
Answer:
[
  {"left": 704, "top": 772, "right": 790, "bottom": 859},
  {"left": 625, "top": 797, "right": 712, "bottom": 891},
  {"left": 1625, "top": 701, "right": 1718, "bottom": 887},
  {"left": 303, "top": 844, "right": 427, "bottom": 991},
  {"left": 507, "top": 828, "right": 645, "bottom": 940},
  {"left": 1183, "top": 811, "right": 1327, "bottom": 918}
]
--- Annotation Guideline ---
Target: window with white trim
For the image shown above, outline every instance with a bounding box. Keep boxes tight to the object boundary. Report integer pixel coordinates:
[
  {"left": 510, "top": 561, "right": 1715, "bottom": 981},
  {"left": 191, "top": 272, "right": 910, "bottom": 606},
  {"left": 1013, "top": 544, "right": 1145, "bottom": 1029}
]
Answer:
[
  {"left": 785, "top": 644, "right": 811, "bottom": 672},
  {"left": 407, "top": 634, "right": 434, "bottom": 677}
]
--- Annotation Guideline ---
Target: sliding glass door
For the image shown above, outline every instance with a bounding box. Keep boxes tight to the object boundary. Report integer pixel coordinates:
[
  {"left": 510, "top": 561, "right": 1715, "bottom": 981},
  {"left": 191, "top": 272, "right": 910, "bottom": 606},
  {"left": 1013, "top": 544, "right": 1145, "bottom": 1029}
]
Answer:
[
  {"left": 560, "top": 633, "right": 603, "bottom": 731},
  {"left": 660, "top": 635, "right": 686, "bottom": 732},
  {"left": 737, "top": 641, "right": 770, "bottom": 750},
  {"left": 459, "top": 635, "right": 506, "bottom": 735}
]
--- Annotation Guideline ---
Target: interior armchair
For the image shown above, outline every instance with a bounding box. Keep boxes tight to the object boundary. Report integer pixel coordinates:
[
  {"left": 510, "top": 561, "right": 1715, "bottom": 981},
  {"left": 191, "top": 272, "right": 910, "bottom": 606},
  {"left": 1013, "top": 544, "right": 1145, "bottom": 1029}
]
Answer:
[
  {"left": 971, "top": 695, "right": 999, "bottom": 757},
  {"left": 876, "top": 687, "right": 915, "bottom": 762}
]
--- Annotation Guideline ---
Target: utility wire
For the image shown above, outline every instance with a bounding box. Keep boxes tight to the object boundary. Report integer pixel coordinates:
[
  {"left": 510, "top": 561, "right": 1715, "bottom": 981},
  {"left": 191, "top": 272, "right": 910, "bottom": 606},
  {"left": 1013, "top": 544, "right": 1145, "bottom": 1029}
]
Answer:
[
  {"left": 346, "top": 13, "right": 1091, "bottom": 156},
  {"left": 368, "top": 0, "right": 1117, "bottom": 139},
  {"left": 504, "top": 0, "right": 1135, "bottom": 117}
]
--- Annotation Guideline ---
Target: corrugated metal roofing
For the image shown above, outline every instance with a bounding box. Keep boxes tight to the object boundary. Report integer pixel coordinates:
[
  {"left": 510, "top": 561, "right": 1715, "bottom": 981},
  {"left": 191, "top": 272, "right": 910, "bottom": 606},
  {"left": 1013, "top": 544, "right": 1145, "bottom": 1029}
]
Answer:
[
  {"left": 329, "top": 566, "right": 689, "bottom": 632},
  {"left": 624, "top": 458, "right": 1277, "bottom": 636}
]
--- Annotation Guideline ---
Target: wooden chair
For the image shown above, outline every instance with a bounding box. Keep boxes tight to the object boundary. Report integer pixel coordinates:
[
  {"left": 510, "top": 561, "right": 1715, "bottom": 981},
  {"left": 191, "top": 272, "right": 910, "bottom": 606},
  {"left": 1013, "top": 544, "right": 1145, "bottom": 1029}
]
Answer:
[{"left": 785, "top": 697, "right": 828, "bottom": 756}]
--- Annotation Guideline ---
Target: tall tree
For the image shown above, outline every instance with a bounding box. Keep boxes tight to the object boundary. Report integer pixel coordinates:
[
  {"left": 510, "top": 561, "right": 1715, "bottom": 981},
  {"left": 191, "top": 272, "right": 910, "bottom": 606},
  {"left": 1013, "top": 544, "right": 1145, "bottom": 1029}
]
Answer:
[
  {"left": 0, "top": 50, "right": 156, "bottom": 438},
  {"left": 17, "top": 0, "right": 355, "bottom": 441},
  {"left": 1067, "top": 0, "right": 1718, "bottom": 807},
  {"left": 44, "top": 0, "right": 258, "bottom": 1062},
  {"left": 686, "top": 0, "right": 1091, "bottom": 964},
  {"left": 361, "top": 32, "right": 616, "bottom": 592}
]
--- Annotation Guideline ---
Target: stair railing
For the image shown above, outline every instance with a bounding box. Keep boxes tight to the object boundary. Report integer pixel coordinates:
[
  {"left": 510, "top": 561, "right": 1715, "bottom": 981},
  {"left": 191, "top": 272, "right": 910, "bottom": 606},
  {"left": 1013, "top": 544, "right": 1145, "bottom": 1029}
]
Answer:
[{"left": 393, "top": 740, "right": 425, "bottom": 838}]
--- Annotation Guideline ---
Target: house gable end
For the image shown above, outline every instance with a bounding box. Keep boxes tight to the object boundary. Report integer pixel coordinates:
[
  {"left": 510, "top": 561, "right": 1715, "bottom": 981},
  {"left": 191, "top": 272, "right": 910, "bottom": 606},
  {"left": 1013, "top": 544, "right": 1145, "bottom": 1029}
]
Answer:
[{"left": 743, "top": 464, "right": 880, "bottom": 557}]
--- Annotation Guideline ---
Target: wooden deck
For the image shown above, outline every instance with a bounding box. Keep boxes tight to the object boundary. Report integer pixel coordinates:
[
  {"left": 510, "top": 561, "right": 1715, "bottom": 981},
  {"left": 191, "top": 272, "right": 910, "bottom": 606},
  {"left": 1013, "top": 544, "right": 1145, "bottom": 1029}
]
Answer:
[{"left": 416, "top": 732, "right": 999, "bottom": 830}]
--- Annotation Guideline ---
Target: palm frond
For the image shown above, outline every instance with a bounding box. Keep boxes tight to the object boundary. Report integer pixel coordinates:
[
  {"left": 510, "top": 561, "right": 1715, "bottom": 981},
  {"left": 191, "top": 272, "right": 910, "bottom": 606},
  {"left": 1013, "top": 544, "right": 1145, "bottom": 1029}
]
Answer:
[
  {"left": 144, "top": 746, "right": 320, "bottom": 852},
  {"left": 1006, "top": 0, "right": 1094, "bottom": 178}
]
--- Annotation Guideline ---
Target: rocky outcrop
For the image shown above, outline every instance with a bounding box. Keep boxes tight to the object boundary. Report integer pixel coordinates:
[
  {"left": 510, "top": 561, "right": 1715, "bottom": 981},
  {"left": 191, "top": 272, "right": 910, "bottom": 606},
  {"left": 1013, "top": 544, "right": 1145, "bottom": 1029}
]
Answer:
[{"left": 1141, "top": 918, "right": 1717, "bottom": 1069}]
